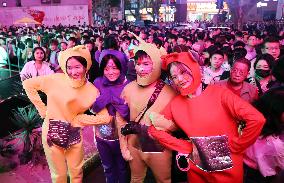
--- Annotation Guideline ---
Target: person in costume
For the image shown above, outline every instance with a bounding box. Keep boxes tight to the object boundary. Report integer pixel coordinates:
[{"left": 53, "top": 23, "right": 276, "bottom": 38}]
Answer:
[
  {"left": 116, "top": 32, "right": 176, "bottom": 183},
  {"left": 92, "top": 54, "right": 129, "bottom": 183},
  {"left": 148, "top": 52, "right": 265, "bottom": 183},
  {"left": 97, "top": 35, "right": 128, "bottom": 75},
  {"left": 22, "top": 45, "right": 111, "bottom": 183}
]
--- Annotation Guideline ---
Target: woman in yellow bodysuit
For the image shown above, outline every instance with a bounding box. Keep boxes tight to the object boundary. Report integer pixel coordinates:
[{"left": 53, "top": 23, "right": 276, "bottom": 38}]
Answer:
[{"left": 23, "top": 45, "right": 111, "bottom": 183}]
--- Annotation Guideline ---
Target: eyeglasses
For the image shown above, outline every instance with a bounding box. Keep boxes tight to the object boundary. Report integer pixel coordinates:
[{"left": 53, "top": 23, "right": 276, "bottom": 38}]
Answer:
[
  {"left": 265, "top": 47, "right": 280, "bottom": 51},
  {"left": 231, "top": 69, "right": 247, "bottom": 76}
]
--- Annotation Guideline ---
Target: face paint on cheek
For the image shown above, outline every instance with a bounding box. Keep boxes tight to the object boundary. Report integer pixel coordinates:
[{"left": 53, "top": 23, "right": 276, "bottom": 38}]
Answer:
[
  {"left": 136, "top": 64, "right": 153, "bottom": 77},
  {"left": 144, "top": 65, "right": 153, "bottom": 73}
]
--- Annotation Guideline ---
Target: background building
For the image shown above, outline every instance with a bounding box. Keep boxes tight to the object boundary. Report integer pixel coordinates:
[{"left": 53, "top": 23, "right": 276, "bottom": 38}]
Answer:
[
  {"left": 186, "top": 0, "right": 228, "bottom": 21},
  {"left": 174, "top": 0, "right": 228, "bottom": 22},
  {"left": 0, "top": 0, "right": 91, "bottom": 26},
  {"left": 256, "top": 0, "right": 279, "bottom": 21},
  {"left": 0, "top": 0, "right": 88, "bottom": 7},
  {"left": 276, "top": 0, "right": 284, "bottom": 19}
]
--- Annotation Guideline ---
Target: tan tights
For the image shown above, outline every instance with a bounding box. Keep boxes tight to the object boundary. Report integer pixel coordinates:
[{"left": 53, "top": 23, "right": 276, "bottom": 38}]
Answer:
[
  {"left": 128, "top": 145, "right": 172, "bottom": 183},
  {"left": 42, "top": 121, "right": 84, "bottom": 183}
]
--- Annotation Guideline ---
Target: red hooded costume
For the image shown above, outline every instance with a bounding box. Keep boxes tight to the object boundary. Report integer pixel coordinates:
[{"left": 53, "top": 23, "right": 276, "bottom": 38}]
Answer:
[{"left": 148, "top": 52, "right": 265, "bottom": 183}]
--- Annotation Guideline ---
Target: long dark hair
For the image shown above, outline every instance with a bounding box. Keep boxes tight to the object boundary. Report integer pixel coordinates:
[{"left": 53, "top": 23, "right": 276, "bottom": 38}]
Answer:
[
  {"left": 100, "top": 54, "right": 122, "bottom": 76},
  {"left": 253, "top": 87, "right": 284, "bottom": 137},
  {"left": 254, "top": 54, "right": 275, "bottom": 70},
  {"left": 32, "top": 47, "right": 46, "bottom": 61}
]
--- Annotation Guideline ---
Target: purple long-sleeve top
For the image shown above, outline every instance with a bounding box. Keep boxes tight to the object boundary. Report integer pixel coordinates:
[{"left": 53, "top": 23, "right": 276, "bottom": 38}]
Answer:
[
  {"left": 92, "top": 74, "right": 130, "bottom": 120},
  {"left": 92, "top": 74, "right": 129, "bottom": 140},
  {"left": 92, "top": 51, "right": 130, "bottom": 140}
]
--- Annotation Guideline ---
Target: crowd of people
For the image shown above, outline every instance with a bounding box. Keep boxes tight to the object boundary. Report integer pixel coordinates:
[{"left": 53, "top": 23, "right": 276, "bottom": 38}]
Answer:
[{"left": 0, "top": 20, "right": 284, "bottom": 183}]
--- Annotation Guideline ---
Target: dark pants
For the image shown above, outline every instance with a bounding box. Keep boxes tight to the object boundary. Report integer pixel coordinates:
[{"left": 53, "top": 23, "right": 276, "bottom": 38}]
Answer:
[
  {"left": 243, "top": 163, "right": 277, "bottom": 183},
  {"left": 96, "top": 137, "right": 128, "bottom": 183}
]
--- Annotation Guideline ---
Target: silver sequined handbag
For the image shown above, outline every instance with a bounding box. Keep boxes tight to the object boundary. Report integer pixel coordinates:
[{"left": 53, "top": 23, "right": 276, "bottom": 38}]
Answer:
[{"left": 188, "top": 135, "right": 233, "bottom": 172}]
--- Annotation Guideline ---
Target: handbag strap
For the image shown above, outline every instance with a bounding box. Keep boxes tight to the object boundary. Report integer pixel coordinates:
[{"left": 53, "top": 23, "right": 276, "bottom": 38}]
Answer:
[
  {"left": 136, "top": 80, "right": 165, "bottom": 123},
  {"left": 255, "top": 78, "right": 263, "bottom": 96}
]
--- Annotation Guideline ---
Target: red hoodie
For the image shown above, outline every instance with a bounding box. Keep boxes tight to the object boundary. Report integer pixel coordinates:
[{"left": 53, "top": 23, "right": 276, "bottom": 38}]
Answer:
[{"left": 148, "top": 52, "right": 265, "bottom": 183}]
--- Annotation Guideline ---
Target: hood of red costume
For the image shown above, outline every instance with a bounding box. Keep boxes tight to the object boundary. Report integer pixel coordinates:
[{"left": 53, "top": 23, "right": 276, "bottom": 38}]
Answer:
[{"left": 161, "top": 52, "right": 201, "bottom": 96}]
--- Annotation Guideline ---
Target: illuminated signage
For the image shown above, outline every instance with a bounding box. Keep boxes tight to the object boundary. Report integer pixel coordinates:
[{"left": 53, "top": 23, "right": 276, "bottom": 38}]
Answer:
[
  {"left": 187, "top": 0, "right": 216, "bottom": 2},
  {"left": 257, "top": 2, "right": 268, "bottom": 7},
  {"left": 187, "top": 2, "right": 228, "bottom": 12}
]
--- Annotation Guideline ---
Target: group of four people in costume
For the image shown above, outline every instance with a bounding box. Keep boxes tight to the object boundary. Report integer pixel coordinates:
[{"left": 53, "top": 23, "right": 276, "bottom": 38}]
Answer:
[{"left": 23, "top": 32, "right": 265, "bottom": 183}]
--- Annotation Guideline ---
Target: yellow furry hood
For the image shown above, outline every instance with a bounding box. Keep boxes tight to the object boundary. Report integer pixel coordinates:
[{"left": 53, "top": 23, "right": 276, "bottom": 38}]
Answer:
[
  {"left": 58, "top": 45, "right": 92, "bottom": 74},
  {"left": 129, "top": 32, "right": 167, "bottom": 86}
]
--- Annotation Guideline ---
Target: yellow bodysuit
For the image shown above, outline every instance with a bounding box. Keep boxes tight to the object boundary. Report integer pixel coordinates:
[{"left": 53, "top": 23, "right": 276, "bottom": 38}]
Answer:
[{"left": 23, "top": 46, "right": 111, "bottom": 183}]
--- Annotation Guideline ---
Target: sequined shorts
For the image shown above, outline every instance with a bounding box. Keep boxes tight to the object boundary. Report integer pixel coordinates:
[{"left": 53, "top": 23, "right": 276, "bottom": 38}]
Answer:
[{"left": 47, "top": 119, "right": 81, "bottom": 149}]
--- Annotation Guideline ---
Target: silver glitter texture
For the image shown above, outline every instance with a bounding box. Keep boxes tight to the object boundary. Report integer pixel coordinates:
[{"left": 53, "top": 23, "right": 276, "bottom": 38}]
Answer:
[
  {"left": 95, "top": 118, "right": 118, "bottom": 140},
  {"left": 189, "top": 135, "right": 233, "bottom": 172},
  {"left": 47, "top": 120, "right": 81, "bottom": 149}
]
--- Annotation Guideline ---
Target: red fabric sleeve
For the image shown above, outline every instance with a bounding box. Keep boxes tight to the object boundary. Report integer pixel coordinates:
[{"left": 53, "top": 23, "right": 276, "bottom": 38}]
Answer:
[
  {"left": 148, "top": 125, "right": 193, "bottom": 154},
  {"left": 221, "top": 87, "right": 265, "bottom": 153},
  {"left": 160, "top": 100, "right": 174, "bottom": 121}
]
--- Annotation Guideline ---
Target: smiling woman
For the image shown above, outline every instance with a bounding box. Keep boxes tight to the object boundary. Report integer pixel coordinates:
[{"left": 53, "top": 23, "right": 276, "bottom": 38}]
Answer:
[
  {"left": 148, "top": 52, "right": 265, "bottom": 183},
  {"left": 100, "top": 54, "right": 121, "bottom": 82},
  {"left": 20, "top": 47, "right": 54, "bottom": 81},
  {"left": 91, "top": 53, "right": 129, "bottom": 183},
  {"left": 22, "top": 45, "right": 111, "bottom": 183},
  {"left": 66, "top": 56, "right": 87, "bottom": 80},
  {"left": 169, "top": 62, "right": 193, "bottom": 89}
]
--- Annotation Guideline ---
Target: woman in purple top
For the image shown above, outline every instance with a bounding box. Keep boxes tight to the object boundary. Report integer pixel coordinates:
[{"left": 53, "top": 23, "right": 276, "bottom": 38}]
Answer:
[
  {"left": 92, "top": 54, "right": 129, "bottom": 183},
  {"left": 96, "top": 35, "right": 130, "bottom": 79}
]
